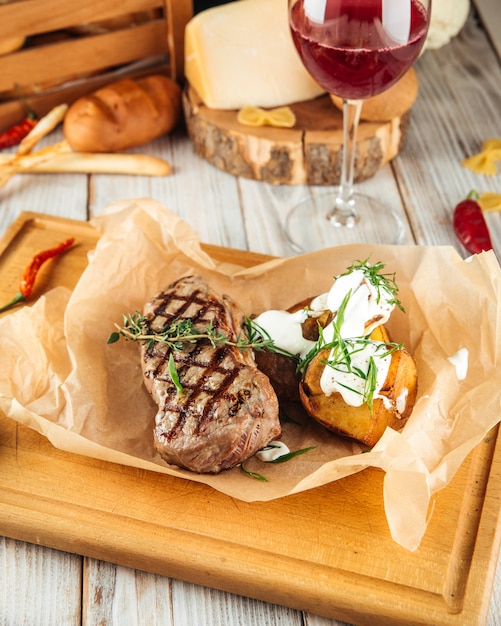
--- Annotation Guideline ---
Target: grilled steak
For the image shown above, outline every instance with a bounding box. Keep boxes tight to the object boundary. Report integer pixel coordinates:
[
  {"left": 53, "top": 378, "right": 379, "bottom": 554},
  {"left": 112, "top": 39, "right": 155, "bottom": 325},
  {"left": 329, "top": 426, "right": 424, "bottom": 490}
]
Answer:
[{"left": 141, "top": 275, "right": 281, "bottom": 473}]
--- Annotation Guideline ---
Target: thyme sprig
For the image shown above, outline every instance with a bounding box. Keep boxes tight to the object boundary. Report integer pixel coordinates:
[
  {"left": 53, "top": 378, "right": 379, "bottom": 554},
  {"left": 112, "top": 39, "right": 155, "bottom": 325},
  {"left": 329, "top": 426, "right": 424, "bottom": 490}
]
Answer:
[
  {"left": 107, "top": 312, "right": 290, "bottom": 355},
  {"left": 341, "top": 258, "right": 404, "bottom": 312}
]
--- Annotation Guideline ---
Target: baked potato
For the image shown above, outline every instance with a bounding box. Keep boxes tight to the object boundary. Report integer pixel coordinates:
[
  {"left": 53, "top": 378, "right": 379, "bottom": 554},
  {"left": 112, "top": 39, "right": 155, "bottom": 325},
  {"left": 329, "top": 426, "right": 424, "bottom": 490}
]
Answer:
[
  {"left": 253, "top": 260, "right": 418, "bottom": 447},
  {"left": 299, "top": 329, "right": 418, "bottom": 447}
]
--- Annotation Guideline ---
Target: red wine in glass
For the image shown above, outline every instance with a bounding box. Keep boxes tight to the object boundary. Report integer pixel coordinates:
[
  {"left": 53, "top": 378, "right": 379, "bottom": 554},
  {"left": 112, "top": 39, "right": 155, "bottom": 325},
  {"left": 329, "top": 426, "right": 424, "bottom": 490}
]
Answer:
[{"left": 286, "top": 0, "right": 431, "bottom": 252}]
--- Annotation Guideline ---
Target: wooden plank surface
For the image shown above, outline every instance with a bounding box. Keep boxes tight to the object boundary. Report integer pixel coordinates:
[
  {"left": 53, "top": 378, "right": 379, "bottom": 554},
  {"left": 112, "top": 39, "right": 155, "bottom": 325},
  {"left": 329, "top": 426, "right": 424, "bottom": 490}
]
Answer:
[{"left": 0, "top": 212, "right": 500, "bottom": 626}]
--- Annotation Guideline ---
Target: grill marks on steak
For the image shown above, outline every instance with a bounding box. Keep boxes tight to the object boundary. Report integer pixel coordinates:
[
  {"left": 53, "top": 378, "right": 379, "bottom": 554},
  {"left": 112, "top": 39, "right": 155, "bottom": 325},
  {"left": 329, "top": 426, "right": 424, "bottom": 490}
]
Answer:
[{"left": 141, "top": 275, "right": 281, "bottom": 474}]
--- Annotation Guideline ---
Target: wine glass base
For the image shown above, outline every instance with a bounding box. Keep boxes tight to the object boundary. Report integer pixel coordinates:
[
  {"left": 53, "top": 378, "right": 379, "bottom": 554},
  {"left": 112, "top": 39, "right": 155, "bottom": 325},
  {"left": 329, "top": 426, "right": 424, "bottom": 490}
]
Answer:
[{"left": 284, "top": 192, "right": 405, "bottom": 253}]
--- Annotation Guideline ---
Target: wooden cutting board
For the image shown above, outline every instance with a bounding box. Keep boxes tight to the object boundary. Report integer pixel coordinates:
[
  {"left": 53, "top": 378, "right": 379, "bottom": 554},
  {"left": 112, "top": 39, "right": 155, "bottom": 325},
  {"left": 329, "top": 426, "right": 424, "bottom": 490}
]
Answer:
[
  {"left": 1, "top": 212, "right": 501, "bottom": 626},
  {"left": 182, "top": 85, "right": 410, "bottom": 186}
]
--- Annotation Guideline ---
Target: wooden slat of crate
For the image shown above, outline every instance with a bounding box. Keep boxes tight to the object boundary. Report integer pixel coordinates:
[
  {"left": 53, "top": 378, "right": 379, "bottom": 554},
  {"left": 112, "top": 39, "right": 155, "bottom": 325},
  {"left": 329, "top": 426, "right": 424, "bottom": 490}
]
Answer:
[
  {"left": 0, "top": 0, "right": 166, "bottom": 38},
  {"left": 0, "top": 21, "right": 169, "bottom": 94},
  {"left": 165, "top": 0, "right": 194, "bottom": 81}
]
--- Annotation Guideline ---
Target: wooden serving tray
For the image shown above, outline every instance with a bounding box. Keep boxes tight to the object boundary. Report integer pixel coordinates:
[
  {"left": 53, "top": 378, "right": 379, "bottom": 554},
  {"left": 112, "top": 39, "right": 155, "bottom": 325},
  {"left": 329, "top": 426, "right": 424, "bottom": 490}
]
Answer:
[{"left": 1, "top": 212, "right": 500, "bottom": 626}]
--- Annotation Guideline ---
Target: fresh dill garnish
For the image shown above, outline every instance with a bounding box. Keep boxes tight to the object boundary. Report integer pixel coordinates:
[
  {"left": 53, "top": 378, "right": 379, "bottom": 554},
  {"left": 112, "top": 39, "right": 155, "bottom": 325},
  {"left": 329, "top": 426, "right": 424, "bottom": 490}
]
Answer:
[
  {"left": 296, "top": 286, "right": 403, "bottom": 408},
  {"left": 240, "top": 444, "right": 316, "bottom": 480},
  {"left": 340, "top": 258, "right": 404, "bottom": 312},
  {"left": 296, "top": 290, "right": 352, "bottom": 377},
  {"left": 239, "top": 464, "right": 268, "bottom": 482},
  {"left": 294, "top": 266, "right": 405, "bottom": 409},
  {"left": 320, "top": 338, "right": 403, "bottom": 407},
  {"left": 364, "top": 356, "right": 378, "bottom": 411},
  {"left": 168, "top": 353, "right": 183, "bottom": 394},
  {"left": 267, "top": 446, "right": 316, "bottom": 463}
]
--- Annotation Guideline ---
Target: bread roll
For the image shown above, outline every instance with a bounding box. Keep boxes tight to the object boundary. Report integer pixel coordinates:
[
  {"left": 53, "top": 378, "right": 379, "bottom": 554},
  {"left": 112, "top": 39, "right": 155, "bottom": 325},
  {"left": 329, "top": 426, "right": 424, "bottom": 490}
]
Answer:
[{"left": 63, "top": 75, "right": 182, "bottom": 152}]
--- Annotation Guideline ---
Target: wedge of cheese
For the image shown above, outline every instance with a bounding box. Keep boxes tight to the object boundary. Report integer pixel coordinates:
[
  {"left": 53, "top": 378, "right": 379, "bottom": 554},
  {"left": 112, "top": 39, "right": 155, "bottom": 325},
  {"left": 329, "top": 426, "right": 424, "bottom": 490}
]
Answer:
[{"left": 184, "top": 0, "right": 325, "bottom": 110}]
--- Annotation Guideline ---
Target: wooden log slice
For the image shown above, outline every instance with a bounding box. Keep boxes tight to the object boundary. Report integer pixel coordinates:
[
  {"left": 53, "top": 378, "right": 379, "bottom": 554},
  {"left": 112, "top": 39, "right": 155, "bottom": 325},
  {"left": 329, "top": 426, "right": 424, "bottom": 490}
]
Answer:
[{"left": 182, "top": 85, "right": 411, "bottom": 186}]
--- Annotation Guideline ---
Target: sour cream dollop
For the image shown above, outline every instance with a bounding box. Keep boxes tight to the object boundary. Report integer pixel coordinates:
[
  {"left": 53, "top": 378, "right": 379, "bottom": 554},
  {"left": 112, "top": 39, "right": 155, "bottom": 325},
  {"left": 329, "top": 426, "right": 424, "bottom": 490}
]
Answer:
[
  {"left": 252, "top": 308, "right": 314, "bottom": 358},
  {"left": 311, "top": 269, "right": 395, "bottom": 340},
  {"left": 256, "top": 440, "right": 290, "bottom": 462},
  {"left": 320, "top": 340, "right": 392, "bottom": 405},
  {"left": 254, "top": 267, "right": 396, "bottom": 353},
  {"left": 447, "top": 347, "right": 469, "bottom": 381}
]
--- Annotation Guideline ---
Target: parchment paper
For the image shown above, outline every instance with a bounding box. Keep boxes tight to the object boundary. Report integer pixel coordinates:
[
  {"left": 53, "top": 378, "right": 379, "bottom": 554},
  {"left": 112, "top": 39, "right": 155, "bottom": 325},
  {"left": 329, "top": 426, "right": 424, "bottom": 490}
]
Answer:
[{"left": 1, "top": 198, "right": 500, "bottom": 551}]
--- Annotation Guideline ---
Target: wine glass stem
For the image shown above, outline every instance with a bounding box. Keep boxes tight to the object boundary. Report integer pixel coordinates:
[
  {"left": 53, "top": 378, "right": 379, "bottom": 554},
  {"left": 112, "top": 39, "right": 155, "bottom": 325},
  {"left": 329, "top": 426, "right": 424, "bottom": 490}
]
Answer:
[{"left": 328, "top": 98, "right": 363, "bottom": 228}]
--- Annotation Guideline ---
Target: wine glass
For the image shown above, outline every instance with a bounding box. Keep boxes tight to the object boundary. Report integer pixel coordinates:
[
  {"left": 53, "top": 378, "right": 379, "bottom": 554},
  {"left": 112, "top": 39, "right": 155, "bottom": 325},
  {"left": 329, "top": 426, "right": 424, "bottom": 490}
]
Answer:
[{"left": 287, "top": 0, "right": 431, "bottom": 252}]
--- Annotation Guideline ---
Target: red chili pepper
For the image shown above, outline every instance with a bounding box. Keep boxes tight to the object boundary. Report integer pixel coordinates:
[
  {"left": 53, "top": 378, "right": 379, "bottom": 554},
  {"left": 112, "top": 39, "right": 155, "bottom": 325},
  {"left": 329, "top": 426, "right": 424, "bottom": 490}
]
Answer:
[
  {"left": 0, "top": 111, "right": 38, "bottom": 150},
  {"left": 453, "top": 191, "right": 493, "bottom": 254},
  {"left": 0, "top": 237, "right": 75, "bottom": 313}
]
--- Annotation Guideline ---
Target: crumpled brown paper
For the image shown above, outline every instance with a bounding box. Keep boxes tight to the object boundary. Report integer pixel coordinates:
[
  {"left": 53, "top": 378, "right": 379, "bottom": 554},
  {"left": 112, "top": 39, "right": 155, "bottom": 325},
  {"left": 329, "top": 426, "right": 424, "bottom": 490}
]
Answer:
[{"left": 1, "top": 198, "right": 500, "bottom": 551}]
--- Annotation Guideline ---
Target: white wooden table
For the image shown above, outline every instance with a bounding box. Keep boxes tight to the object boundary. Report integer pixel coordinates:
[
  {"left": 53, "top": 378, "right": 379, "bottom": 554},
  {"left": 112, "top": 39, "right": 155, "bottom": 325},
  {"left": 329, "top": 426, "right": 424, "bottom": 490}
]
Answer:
[{"left": 1, "top": 9, "right": 500, "bottom": 626}]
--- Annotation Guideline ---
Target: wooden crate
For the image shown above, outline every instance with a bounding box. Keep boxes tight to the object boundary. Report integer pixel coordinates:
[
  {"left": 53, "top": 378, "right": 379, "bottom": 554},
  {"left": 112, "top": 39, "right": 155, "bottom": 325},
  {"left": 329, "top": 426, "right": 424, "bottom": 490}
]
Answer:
[{"left": 0, "top": 0, "right": 193, "bottom": 132}]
